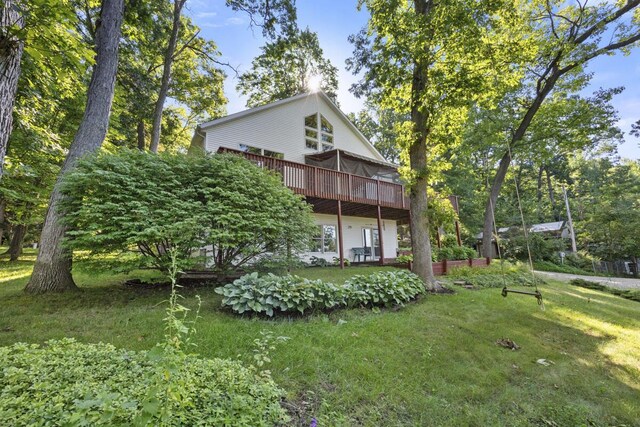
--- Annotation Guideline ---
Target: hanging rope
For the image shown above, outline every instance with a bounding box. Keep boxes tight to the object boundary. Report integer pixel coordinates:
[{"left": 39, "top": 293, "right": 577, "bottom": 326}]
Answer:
[{"left": 487, "top": 146, "right": 545, "bottom": 311}]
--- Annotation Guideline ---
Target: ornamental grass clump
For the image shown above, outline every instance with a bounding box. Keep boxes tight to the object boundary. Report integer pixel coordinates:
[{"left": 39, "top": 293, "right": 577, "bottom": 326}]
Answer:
[{"left": 217, "top": 270, "right": 425, "bottom": 316}]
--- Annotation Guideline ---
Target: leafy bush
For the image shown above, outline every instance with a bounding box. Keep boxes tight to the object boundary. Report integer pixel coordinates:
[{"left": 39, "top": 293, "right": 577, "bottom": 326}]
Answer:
[
  {"left": 217, "top": 270, "right": 425, "bottom": 316},
  {"left": 533, "top": 260, "right": 595, "bottom": 275},
  {"left": 59, "top": 151, "right": 316, "bottom": 275},
  {"left": 0, "top": 339, "right": 288, "bottom": 426},
  {"left": 216, "top": 272, "right": 350, "bottom": 316},
  {"left": 309, "top": 256, "right": 330, "bottom": 267},
  {"left": 500, "top": 234, "right": 565, "bottom": 262},
  {"left": 564, "top": 250, "right": 600, "bottom": 271},
  {"left": 447, "top": 261, "right": 545, "bottom": 289},
  {"left": 344, "top": 270, "right": 425, "bottom": 307},
  {"left": 396, "top": 254, "right": 413, "bottom": 263},
  {"left": 433, "top": 246, "right": 478, "bottom": 261}
]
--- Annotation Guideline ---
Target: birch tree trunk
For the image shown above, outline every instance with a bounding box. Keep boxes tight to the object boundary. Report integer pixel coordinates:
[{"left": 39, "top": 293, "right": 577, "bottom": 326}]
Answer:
[
  {"left": 0, "top": 0, "right": 24, "bottom": 178},
  {"left": 25, "top": 0, "right": 124, "bottom": 293},
  {"left": 149, "top": 0, "right": 186, "bottom": 153}
]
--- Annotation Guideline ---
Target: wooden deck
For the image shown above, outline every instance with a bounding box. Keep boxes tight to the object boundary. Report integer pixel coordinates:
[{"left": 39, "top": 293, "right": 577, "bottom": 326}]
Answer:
[{"left": 220, "top": 148, "right": 410, "bottom": 210}]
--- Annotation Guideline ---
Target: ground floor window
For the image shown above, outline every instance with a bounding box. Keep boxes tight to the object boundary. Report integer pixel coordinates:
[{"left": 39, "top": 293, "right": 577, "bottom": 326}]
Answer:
[{"left": 310, "top": 224, "right": 337, "bottom": 253}]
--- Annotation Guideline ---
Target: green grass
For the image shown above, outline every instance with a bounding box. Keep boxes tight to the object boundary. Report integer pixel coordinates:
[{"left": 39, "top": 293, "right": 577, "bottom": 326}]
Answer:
[{"left": 1, "top": 252, "right": 640, "bottom": 426}]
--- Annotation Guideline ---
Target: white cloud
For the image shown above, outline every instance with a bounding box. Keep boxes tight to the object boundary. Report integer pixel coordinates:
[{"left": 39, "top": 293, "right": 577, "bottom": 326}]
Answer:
[
  {"left": 196, "top": 11, "right": 217, "bottom": 18},
  {"left": 226, "top": 17, "right": 244, "bottom": 25}
]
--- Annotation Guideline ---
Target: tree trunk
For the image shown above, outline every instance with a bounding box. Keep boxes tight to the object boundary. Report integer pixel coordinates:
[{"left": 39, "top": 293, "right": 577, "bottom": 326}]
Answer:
[
  {"left": 546, "top": 167, "right": 559, "bottom": 220},
  {"left": 149, "top": 0, "right": 186, "bottom": 153},
  {"left": 536, "top": 164, "right": 544, "bottom": 221},
  {"left": 137, "top": 119, "right": 145, "bottom": 150},
  {"left": 0, "top": 0, "right": 24, "bottom": 178},
  {"left": 408, "top": 0, "right": 436, "bottom": 289},
  {"left": 25, "top": 0, "right": 124, "bottom": 294},
  {"left": 8, "top": 223, "right": 26, "bottom": 261},
  {"left": 482, "top": 150, "right": 511, "bottom": 257},
  {"left": 0, "top": 199, "right": 6, "bottom": 245}
]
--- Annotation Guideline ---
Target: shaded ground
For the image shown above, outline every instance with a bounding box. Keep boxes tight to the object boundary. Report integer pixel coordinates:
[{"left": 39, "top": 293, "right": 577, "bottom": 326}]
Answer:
[
  {"left": 536, "top": 271, "right": 640, "bottom": 291},
  {"left": 1, "top": 253, "right": 639, "bottom": 425}
]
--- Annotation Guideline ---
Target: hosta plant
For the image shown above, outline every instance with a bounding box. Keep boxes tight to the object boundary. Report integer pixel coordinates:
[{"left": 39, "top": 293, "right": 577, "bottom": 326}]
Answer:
[
  {"left": 345, "top": 270, "right": 425, "bottom": 307},
  {"left": 217, "top": 270, "right": 425, "bottom": 316}
]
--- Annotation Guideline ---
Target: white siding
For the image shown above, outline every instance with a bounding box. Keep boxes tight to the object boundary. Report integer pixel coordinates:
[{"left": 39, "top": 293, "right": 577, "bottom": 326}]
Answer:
[
  {"left": 303, "top": 213, "right": 398, "bottom": 262},
  {"left": 203, "top": 93, "right": 382, "bottom": 162}
]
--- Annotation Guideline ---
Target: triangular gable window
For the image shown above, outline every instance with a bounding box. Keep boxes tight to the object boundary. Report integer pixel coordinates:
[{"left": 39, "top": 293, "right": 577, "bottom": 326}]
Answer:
[{"left": 304, "top": 113, "right": 334, "bottom": 151}]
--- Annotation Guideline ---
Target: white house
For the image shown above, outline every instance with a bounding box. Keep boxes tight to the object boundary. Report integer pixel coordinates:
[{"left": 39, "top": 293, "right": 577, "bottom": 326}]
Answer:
[{"left": 190, "top": 92, "right": 411, "bottom": 266}]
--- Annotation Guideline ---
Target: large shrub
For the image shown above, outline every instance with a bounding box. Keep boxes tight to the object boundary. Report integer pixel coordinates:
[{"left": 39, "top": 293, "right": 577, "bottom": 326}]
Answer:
[
  {"left": 216, "top": 270, "right": 425, "bottom": 316},
  {"left": 0, "top": 339, "right": 288, "bottom": 426},
  {"left": 60, "top": 151, "right": 315, "bottom": 274}
]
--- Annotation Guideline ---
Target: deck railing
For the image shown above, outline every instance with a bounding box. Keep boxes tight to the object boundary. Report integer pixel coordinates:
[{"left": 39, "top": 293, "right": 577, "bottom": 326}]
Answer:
[{"left": 220, "top": 148, "right": 409, "bottom": 209}]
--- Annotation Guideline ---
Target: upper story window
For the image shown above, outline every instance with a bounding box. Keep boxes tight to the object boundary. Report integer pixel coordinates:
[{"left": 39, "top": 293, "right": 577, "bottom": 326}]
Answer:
[
  {"left": 304, "top": 113, "right": 334, "bottom": 152},
  {"left": 239, "top": 144, "right": 284, "bottom": 159}
]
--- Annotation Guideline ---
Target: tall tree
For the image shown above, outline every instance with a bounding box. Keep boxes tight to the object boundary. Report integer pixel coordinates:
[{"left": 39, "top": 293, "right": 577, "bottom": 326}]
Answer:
[
  {"left": 237, "top": 27, "right": 339, "bottom": 107},
  {"left": 0, "top": 0, "right": 24, "bottom": 178},
  {"left": 25, "top": 0, "right": 124, "bottom": 293},
  {"left": 348, "top": 0, "right": 522, "bottom": 287},
  {"left": 149, "top": 0, "right": 187, "bottom": 153},
  {"left": 113, "top": 0, "right": 226, "bottom": 152},
  {"left": 348, "top": 103, "right": 404, "bottom": 163},
  {"left": 480, "top": 0, "right": 640, "bottom": 256}
]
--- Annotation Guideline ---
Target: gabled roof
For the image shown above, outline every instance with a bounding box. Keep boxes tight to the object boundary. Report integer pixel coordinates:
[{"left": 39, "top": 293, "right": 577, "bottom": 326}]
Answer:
[
  {"left": 529, "top": 221, "right": 566, "bottom": 233},
  {"left": 196, "top": 92, "right": 388, "bottom": 162}
]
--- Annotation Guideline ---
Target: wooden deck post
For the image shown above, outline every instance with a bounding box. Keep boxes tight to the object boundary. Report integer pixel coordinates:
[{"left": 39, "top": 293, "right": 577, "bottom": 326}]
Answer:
[
  {"left": 377, "top": 205, "right": 384, "bottom": 266},
  {"left": 337, "top": 200, "right": 345, "bottom": 269}
]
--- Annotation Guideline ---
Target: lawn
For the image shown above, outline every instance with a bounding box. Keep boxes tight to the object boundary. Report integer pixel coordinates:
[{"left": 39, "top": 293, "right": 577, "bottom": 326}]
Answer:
[{"left": 1, "top": 252, "right": 639, "bottom": 426}]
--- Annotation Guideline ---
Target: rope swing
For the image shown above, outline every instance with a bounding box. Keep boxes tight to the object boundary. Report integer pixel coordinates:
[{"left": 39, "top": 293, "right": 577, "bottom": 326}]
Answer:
[{"left": 488, "top": 145, "right": 544, "bottom": 310}]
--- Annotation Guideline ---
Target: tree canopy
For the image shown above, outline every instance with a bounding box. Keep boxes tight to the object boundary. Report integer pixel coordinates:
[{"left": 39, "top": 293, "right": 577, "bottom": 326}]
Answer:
[{"left": 237, "top": 28, "right": 339, "bottom": 107}]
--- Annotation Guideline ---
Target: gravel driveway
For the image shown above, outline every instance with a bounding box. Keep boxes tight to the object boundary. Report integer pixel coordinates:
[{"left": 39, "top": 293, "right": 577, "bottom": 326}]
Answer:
[{"left": 535, "top": 271, "right": 640, "bottom": 291}]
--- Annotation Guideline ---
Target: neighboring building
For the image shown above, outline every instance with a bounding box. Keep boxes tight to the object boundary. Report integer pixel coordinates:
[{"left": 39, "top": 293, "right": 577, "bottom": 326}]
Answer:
[
  {"left": 475, "top": 221, "right": 570, "bottom": 258},
  {"left": 191, "top": 92, "right": 410, "bottom": 265}
]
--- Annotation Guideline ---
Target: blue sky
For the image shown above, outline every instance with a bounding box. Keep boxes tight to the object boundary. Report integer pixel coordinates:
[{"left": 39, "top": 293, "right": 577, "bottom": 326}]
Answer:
[{"left": 185, "top": 1, "right": 640, "bottom": 159}]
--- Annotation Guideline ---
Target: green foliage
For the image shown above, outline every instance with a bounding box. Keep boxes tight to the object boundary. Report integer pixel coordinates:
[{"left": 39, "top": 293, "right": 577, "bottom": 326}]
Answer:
[
  {"left": 216, "top": 272, "right": 349, "bottom": 316},
  {"left": 533, "top": 260, "right": 595, "bottom": 276},
  {"left": 0, "top": 338, "right": 288, "bottom": 426},
  {"left": 216, "top": 270, "right": 426, "bottom": 316},
  {"left": 113, "top": 0, "right": 227, "bottom": 151},
  {"left": 237, "top": 28, "right": 339, "bottom": 107},
  {"left": 344, "top": 270, "right": 425, "bottom": 308},
  {"left": 396, "top": 254, "right": 413, "bottom": 264},
  {"left": 59, "top": 151, "right": 316, "bottom": 274},
  {"left": 247, "top": 254, "right": 307, "bottom": 275},
  {"left": 570, "top": 279, "right": 640, "bottom": 303},
  {"left": 433, "top": 246, "right": 478, "bottom": 262},
  {"left": 447, "top": 261, "right": 544, "bottom": 289},
  {"left": 309, "top": 256, "right": 330, "bottom": 267},
  {"left": 500, "top": 234, "right": 565, "bottom": 262},
  {"left": 573, "top": 158, "right": 640, "bottom": 261},
  {"left": 332, "top": 257, "right": 350, "bottom": 267}
]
